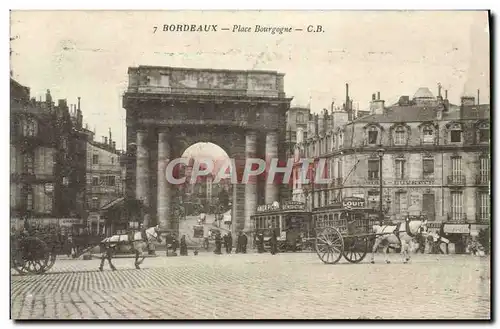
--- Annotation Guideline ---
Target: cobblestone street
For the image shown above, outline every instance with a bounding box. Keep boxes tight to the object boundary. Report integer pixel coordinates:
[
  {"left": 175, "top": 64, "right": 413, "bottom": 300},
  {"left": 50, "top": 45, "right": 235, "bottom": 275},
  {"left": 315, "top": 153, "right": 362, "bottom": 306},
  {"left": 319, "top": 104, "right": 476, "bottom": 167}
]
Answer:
[{"left": 11, "top": 252, "right": 490, "bottom": 320}]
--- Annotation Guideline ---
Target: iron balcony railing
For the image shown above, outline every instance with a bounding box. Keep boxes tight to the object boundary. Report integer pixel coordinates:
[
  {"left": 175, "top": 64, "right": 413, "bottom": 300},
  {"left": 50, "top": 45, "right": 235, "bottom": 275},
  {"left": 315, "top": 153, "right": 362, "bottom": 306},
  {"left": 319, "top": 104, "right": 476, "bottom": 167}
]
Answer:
[
  {"left": 475, "top": 213, "right": 490, "bottom": 223},
  {"left": 476, "top": 174, "right": 490, "bottom": 185},
  {"left": 447, "top": 175, "right": 466, "bottom": 185},
  {"left": 447, "top": 213, "right": 467, "bottom": 223}
]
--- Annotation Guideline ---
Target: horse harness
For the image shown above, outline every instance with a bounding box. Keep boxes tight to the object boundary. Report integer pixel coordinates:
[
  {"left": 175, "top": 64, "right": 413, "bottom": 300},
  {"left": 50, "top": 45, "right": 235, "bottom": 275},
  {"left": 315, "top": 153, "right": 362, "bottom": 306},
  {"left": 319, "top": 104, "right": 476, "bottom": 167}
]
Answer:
[{"left": 380, "top": 219, "right": 419, "bottom": 246}]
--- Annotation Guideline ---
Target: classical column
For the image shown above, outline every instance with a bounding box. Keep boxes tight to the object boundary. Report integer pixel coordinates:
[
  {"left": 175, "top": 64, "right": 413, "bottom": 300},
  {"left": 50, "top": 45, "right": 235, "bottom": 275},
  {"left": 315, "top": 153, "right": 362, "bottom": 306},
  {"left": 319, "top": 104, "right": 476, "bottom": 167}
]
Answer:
[
  {"left": 244, "top": 130, "right": 258, "bottom": 232},
  {"left": 265, "top": 131, "right": 279, "bottom": 204},
  {"left": 157, "top": 129, "right": 171, "bottom": 230},
  {"left": 136, "top": 130, "right": 150, "bottom": 225}
]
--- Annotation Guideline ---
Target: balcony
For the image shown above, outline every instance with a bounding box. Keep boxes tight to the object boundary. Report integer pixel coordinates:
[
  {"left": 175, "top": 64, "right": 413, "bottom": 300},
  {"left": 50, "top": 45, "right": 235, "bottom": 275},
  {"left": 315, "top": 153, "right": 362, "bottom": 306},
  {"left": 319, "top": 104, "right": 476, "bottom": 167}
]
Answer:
[
  {"left": 475, "top": 213, "right": 490, "bottom": 224},
  {"left": 336, "top": 178, "right": 343, "bottom": 186},
  {"left": 476, "top": 174, "right": 490, "bottom": 185},
  {"left": 447, "top": 175, "right": 466, "bottom": 186},
  {"left": 447, "top": 213, "right": 467, "bottom": 223}
]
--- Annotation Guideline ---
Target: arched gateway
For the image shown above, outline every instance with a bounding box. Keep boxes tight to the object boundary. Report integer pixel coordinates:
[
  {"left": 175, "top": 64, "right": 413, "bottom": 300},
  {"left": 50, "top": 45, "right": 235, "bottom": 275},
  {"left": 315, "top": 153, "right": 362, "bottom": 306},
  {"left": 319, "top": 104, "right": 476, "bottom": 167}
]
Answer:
[{"left": 123, "top": 66, "right": 292, "bottom": 234}]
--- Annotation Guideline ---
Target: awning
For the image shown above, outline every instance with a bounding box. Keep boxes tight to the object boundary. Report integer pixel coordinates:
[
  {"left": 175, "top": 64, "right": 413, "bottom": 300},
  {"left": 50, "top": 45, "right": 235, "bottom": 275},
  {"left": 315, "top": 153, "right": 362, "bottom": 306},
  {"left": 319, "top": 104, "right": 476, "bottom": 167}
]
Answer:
[
  {"left": 470, "top": 224, "right": 489, "bottom": 236},
  {"left": 443, "top": 224, "right": 470, "bottom": 234}
]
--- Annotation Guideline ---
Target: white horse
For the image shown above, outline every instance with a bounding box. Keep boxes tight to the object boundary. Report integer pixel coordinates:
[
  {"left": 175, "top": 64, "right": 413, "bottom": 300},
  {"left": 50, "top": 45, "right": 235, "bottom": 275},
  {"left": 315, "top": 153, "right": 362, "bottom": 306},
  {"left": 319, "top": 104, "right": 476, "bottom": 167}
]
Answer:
[
  {"left": 99, "top": 225, "right": 162, "bottom": 271},
  {"left": 370, "top": 219, "right": 428, "bottom": 264}
]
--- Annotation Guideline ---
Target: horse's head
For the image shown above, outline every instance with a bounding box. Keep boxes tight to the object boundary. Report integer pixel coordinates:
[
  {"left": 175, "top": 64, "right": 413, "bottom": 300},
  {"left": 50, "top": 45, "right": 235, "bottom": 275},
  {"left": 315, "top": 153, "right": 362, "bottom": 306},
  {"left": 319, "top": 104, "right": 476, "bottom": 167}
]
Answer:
[{"left": 146, "top": 225, "right": 162, "bottom": 244}]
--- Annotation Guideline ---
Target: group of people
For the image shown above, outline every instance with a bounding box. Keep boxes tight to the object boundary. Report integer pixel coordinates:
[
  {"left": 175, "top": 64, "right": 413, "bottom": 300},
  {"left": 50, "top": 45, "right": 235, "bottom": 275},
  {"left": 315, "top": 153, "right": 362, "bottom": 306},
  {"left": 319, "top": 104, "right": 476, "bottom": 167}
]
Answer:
[
  {"left": 213, "top": 231, "right": 249, "bottom": 255},
  {"left": 255, "top": 229, "right": 279, "bottom": 255}
]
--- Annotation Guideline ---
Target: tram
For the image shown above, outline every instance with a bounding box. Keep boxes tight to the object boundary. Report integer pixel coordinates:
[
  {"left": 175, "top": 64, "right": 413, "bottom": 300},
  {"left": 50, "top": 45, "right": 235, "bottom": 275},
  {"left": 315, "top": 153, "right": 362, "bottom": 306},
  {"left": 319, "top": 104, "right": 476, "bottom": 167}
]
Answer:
[{"left": 250, "top": 201, "right": 312, "bottom": 252}]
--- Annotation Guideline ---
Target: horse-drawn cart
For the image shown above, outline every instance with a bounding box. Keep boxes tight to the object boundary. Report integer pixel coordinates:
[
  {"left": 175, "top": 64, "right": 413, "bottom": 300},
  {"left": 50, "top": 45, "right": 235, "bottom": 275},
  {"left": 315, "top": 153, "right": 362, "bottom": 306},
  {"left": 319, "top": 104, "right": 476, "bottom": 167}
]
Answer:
[
  {"left": 312, "top": 198, "right": 381, "bottom": 264},
  {"left": 10, "top": 225, "right": 65, "bottom": 275}
]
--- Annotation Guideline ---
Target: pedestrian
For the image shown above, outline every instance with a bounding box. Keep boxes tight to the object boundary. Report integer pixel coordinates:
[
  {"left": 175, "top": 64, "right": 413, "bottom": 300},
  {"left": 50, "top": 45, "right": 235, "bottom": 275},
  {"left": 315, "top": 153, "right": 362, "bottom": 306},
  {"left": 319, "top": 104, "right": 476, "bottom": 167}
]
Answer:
[
  {"left": 214, "top": 232, "right": 222, "bottom": 255},
  {"left": 236, "top": 231, "right": 242, "bottom": 253},
  {"left": 180, "top": 235, "right": 188, "bottom": 256},
  {"left": 257, "top": 230, "right": 265, "bottom": 253},
  {"left": 223, "top": 233, "right": 228, "bottom": 252},
  {"left": 270, "top": 229, "right": 278, "bottom": 255},
  {"left": 226, "top": 233, "right": 233, "bottom": 254},
  {"left": 241, "top": 231, "right": 248, "bottom": 254}
]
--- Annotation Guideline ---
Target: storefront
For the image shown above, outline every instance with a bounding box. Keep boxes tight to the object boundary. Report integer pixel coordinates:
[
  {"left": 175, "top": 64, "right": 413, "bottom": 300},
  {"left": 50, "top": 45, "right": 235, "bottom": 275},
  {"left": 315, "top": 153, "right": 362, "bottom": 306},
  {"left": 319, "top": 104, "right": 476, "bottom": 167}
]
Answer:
[{"left": 442, "top": 223, "right": 470, "bottom": 254}]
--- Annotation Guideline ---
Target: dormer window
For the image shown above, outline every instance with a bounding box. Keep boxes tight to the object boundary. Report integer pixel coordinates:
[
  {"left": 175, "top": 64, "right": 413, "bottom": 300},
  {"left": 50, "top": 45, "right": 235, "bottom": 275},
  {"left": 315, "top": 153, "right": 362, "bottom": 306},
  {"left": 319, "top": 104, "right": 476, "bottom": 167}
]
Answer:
[
  {"left": 393, "top": 126, "right": 407, "bottom": 146},
  {"left": 477, "top": 122, "right": 490, "bottom": 143},
  {"left": 449, "top": 123, "right": 462, "bottom": 143},
  {"left": 297, "top": 112, "right": 305, "bottom": 124},
  {"left": 421, "top": 124, "right": 435, "bottom": 144},
  {"left": 338, "top": 132, "right": 344, "bottom": 148},
  {"left": 22, "top": 118, "right": 37, "bottom": 137},
  {"left": 368, "top": 127, "right": 378, "bottom": 145}
]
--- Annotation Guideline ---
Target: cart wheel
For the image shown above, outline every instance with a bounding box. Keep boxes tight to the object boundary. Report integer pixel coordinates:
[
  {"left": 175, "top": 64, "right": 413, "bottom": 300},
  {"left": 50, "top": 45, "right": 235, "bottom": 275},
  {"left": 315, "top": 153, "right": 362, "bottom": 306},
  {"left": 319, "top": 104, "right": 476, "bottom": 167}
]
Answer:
[
  {"left": 44, "top": 252, "right": 57, "bottom": 271},
  {"left": 315, "top": 227, "right": 344, "bottom": 264},
  {"left": 12, "top": 237, "right": 50, "bottom": 275},
  {"left": 342, "top": 237, "right": 368, "bottom": 263}
]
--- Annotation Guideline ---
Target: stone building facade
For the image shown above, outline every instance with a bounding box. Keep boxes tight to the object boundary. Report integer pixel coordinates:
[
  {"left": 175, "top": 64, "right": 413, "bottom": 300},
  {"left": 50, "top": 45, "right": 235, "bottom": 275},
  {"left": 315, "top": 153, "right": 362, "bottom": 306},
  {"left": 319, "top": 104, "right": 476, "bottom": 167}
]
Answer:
[
  {"left": 10, "top": 78, "right": 88, "bottom": 228},
  {"left": 292, "top": 86, "right": 490, "bottom": 228}
]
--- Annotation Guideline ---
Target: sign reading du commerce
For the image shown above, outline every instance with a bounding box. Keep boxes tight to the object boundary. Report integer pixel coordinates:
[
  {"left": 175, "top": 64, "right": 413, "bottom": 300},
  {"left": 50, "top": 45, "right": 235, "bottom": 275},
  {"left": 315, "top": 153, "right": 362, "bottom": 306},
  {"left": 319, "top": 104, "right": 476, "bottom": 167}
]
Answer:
[{"left": 342, "top": 197, "right": 366, "bottom": 210}]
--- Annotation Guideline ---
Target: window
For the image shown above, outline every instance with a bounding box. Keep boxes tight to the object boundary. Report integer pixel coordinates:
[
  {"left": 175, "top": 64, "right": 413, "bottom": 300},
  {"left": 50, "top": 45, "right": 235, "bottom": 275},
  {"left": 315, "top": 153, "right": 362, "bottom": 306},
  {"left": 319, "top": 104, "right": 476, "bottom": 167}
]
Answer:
[
  {"left": 422, "top": 125, "right": 434, "bottom": 144},
  {"left": 395, "top": 159, "right": 405, "bottom": 179},
  {"left": 92, "top": 177, "right": 99, "bottom": 186},
  {"left": 23, "top": 186, "right": 34, "bottom": 211},
  {"left": 106, "top": 175, "right": 116, "bottom": 186},
  {"left": 22, "top": 118, "right": 37, "bottom": 137},
  {"left": 449, "top": 124, "right": 462, "bottom": 143},
  {"left": 367, "top": 126, "right": 378, "bottom": 145},
  {"left": 337, "top": 160, "right": 343, "bottom": 180},
  {"left": 478, "top": 123, "right": 489, "bottom": 143},
  {"left": 451, "top": 157, "right": 462, "bottom": 177},
  {"left": 394, "top": 126, "right": 406, "bottom": 145},
  {"left": 479, "top": 156, "right": 490, "bottom": 182},
  {"left": 450, "top": 131, "right": 461, "bottom": 143},
  {"left": 368, "top": 159, "right": 379, "bottom": 180},
  {"left": 423, "top": 158, "right": 434, "bottom": 179},
  {"left": 24, "top": 152, "right": 34, "bottom": 174},
  {"left": 450, "top": 191, "right": 464, "bottom": 221},
  {"left": 92, "top": 154, "right": 99, "bottom": 165},
  {"left": 111, "top": 157, "right": 114, "bottom": 164},
  {"left": 478, "top": 192, "right": 490, "bottom": 221},
  {"left": 303, "top": 132, "right": 308, "bottom": 141},
  {"left": 394, "top": 192, "right": 408, "bottom": 214},
  {"left": 92, "top": 197, "right": 100, "bottom": 210},
  {"left": 297, "top": 113, "right": 305, "bottom": 123}
]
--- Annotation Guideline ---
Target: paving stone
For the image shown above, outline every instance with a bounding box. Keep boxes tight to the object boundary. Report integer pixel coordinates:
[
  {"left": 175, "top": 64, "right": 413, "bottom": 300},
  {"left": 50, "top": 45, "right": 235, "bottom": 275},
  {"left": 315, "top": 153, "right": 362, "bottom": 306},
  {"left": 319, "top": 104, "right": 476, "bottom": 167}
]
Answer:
[{"left": 11, "top": 253, "right": 490, "bottom": 319}]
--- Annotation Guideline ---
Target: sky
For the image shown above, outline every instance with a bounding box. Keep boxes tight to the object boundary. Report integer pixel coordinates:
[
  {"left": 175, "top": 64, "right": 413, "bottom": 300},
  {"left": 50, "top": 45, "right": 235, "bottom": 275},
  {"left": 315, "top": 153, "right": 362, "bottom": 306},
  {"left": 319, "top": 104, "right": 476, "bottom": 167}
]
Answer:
[{"left": 10, "top": 10, "right": 490, "bottom": 152}]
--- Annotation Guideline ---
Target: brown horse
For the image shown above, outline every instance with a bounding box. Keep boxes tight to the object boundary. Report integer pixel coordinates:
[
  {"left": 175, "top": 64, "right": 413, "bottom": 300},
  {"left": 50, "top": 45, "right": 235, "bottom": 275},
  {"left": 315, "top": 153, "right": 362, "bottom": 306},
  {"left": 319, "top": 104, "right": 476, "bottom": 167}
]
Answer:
[{"left": 99, "top": 226, "right": 162, "bottom": 271}]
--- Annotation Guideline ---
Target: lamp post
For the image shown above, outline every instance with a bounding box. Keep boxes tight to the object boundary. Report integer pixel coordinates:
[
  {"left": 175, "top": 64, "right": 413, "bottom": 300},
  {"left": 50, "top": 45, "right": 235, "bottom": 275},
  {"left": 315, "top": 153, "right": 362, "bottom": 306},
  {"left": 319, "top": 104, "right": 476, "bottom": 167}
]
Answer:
[{"left": 377, "top": 148, "right": 385, "bottom": 224}]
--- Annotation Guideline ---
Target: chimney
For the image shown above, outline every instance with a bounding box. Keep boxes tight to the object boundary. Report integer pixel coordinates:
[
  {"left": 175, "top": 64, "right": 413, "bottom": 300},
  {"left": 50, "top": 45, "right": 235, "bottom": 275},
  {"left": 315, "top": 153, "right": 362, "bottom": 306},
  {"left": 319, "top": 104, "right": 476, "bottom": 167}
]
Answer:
[
  {"left": 112, "top": 141, "right": 116, "bottom": 150},
  {"left": 377, "top": 92, "right": 380, "bottom": 100},
  {"left": 77, "top": 97, "right": 81, "bottom": 111},
  {"left": 76, "top": 97, "right": 83, "bottom": 129},
  {"left": 438, "top": 83, "right": 442, "bottom": 98},
  {"left": 370, "top": 93, "right": 385, "bottom": 115},
  {"left": 445, "top": 90, "right": 448, "bottom": 100},
  {"left": 109, "top": 128, "right": 112, "bottom": 145},
  {"left": 477, "top": 89, "right": 480, "bottom": 105},
  {"left": 345, "top": 83, "right": 349, "bottom": 108}
]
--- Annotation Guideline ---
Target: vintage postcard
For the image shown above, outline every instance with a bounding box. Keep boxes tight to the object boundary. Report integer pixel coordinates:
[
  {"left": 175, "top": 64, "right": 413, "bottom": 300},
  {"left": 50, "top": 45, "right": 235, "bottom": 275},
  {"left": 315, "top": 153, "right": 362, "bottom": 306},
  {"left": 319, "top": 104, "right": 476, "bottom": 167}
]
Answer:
[{"left": 9, "top": 10, "right": 490, "bottom": 320}]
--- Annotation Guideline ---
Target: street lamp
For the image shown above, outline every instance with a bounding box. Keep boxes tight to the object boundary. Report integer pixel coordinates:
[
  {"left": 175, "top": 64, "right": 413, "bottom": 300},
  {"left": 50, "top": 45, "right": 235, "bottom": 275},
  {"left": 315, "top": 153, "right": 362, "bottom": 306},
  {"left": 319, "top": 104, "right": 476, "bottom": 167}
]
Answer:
[{"left": 377, "top": 148, "right": 385, "bottom": 224}]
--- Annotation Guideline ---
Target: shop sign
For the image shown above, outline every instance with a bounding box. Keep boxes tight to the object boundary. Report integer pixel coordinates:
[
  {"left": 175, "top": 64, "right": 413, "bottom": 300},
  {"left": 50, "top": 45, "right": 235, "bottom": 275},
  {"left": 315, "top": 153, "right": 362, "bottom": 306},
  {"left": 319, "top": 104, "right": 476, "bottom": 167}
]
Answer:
[
  {"left": 257, "top": 203, "right": 280, "bottom": 213},
  {"left": 443, "top": 224, "right": 470, "bottom": 234},
  {"left": 282, "top": 201, "right": 305, "bottom": 211},
  {"left": 342, "top": 197, "right": 365, "bottom": 209},
  {"left": 59, "top": 218, "right": 83, "bottom": 227},
  {"left": 365, "top": 180, "right": 435, "bottom": 186}
]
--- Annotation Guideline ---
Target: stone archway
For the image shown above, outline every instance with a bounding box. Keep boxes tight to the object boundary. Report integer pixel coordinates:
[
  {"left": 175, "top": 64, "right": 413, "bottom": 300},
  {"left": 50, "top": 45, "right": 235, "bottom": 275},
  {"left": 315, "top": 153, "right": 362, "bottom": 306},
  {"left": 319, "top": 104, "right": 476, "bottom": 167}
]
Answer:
[{"left": 123, "top": 65, "right": 292, "bottom": 234}]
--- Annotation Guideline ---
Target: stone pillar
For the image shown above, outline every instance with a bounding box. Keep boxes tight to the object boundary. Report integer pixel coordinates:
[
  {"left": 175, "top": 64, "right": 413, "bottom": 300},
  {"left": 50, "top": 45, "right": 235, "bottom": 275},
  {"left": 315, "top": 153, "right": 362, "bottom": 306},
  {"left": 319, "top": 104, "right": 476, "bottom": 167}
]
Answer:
[
  {"left": 265, "top": 131, "right": 279, "bottom": 204},
  {"left": 157, "top": 129, "right": 171, "bottom": 230},
  {"left": 136, "top": 130, "right": 150, "bottom": 225},
  {"left": 244, "top": 131, "right": 258, "bottom": 232}
]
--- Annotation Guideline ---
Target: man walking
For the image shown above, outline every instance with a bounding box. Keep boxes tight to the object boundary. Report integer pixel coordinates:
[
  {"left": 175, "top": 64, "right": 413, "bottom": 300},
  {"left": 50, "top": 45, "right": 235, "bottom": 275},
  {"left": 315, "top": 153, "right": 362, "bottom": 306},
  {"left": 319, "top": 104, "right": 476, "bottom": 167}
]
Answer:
[{"left": 225, "top": 233, "right": 233, "bottom": 254}]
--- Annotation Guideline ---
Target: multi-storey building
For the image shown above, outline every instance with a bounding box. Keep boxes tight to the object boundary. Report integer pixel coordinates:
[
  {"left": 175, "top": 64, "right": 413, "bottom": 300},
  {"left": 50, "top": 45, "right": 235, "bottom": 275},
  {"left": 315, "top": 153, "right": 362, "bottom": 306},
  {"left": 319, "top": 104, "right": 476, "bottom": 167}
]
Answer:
[
  {"left": 10, "top": 79, "right": 88, "bottom": 229},
  {"left": 293, "top": 85, "right": 490, "bottom": 237},
  {"left": 85, "top": 129, "right": 124, "bottom": 234}
]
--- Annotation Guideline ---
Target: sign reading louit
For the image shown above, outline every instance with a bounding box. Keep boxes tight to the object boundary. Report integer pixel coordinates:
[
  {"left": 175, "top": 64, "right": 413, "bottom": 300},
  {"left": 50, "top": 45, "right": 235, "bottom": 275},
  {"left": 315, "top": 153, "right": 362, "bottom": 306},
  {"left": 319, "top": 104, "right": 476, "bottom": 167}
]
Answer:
[{"left": 342, "top": 197, "right": 366, "bottom": 210}]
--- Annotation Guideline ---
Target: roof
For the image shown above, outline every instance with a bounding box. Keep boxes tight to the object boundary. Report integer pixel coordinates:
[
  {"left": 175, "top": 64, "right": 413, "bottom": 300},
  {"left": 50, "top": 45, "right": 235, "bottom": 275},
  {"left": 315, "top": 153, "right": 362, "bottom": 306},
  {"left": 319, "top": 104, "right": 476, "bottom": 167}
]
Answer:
[
  {"left": 351, "top": 102, "right": 489, "bottom": 124},
  {"left": 413, "top": 87, "right": 435, "bottom": 99}
]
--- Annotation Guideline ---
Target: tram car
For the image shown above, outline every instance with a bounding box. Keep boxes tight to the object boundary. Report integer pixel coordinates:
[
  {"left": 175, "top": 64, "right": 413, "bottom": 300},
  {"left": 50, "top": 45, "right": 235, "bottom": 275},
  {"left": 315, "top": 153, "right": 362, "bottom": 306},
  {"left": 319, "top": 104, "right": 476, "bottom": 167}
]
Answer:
[{"left": 250, "top": 201, "right": 312, "bottom": 252}]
